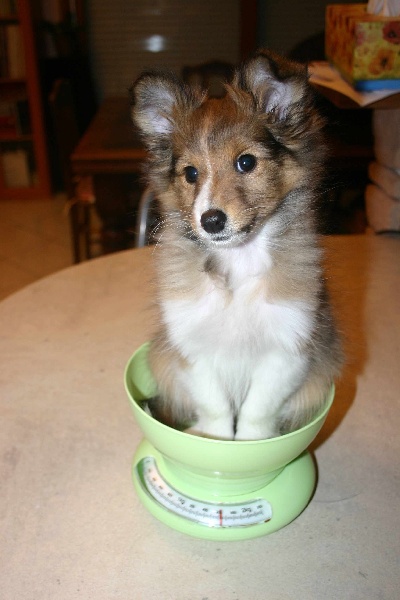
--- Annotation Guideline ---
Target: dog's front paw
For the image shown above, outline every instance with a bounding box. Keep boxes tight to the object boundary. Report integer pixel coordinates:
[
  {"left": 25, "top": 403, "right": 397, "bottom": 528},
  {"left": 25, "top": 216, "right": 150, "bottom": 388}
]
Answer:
[
  {"left": 185, "top": 417, "right": 235, "bottom": 440},
  {"left": 235, "top": 420, "right": 280, "bottom": 441}
]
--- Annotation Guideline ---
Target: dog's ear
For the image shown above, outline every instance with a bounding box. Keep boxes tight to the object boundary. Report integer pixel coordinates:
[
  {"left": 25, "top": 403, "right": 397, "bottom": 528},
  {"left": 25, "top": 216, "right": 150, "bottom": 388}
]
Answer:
[
  {"left": 235, "top": 50, "right": 310, "bottom": 120},
  {"left": 130, "top": 72, "right": 200, "bottom": 142}
]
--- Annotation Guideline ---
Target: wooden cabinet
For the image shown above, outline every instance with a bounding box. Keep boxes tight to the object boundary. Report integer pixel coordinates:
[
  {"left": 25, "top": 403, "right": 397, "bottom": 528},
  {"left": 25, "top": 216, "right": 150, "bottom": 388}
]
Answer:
[{"left": 0, "top": 0, "right": 51, "bottom": 199}]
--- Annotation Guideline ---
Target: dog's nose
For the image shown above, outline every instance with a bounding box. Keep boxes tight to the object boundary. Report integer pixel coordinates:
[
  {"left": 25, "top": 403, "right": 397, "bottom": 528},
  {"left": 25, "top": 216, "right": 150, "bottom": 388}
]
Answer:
[{"left": 200, "top": 209, "right": 227, "bottom": 234}]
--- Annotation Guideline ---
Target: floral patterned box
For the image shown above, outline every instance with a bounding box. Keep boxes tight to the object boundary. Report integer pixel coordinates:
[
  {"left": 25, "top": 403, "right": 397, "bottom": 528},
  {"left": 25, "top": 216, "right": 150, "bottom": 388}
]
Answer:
[{"left": 325, "top": 4, "right": 400, "bottom": 90}]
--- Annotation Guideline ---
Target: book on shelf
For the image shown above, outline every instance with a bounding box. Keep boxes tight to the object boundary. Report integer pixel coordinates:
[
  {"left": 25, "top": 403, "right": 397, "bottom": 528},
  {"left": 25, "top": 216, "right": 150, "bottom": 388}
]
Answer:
[
  {"left": 0, "top": 22, "right": 25, "bottom": 80},
  {"left": 1, "top": 147, "right": 31, "bottom": 187},
  {"left": 0, "top": 114, "right": 15, "bottom": 135},
  {"left": 0, "top": 99, "right": 31, "bottom": 136},
  {"left": 0, "top": 1, "right": 16, "bottom": 17},
  {"left": 0, "top": 23, "right": 7, "bottom": 76},
  {"left": 15, "top": 98, "right": 30, "bottom": 134},
  {"left": 2, "top": 24, "right": 25, "bottom": 78}
]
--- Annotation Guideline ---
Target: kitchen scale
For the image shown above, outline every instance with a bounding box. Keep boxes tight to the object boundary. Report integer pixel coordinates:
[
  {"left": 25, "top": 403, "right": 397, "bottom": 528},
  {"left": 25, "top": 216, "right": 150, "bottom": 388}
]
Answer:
[{"left": 124, "top": 343, "right": 334, "bottom": 541}]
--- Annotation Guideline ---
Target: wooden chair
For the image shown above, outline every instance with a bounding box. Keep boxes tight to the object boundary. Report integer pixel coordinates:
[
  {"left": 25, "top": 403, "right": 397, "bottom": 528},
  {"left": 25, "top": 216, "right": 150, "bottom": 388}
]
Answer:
[
  {"left": 49, "top": 79, "right": 96, "bottom": 263},
  {"left": 135, "top": 187, "right": 155, "bottom": 248},
  {"left": 182, "top": 60, "right": 234, "bottom": 98}
]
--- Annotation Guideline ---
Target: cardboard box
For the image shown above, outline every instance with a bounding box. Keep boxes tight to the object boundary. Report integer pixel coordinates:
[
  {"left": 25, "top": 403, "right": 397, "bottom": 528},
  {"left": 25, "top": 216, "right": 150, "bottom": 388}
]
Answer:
[{"left": 326, "top": 4, "right": 400, "bottom": 90}]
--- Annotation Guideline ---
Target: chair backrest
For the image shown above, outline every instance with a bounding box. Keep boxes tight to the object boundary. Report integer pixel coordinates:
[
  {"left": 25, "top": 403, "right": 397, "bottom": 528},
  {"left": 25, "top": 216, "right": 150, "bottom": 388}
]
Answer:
[
  {"left": 48, "top": 79, "right": 81, "bottom": 197},
  {"left": 182, "top": 60, "right": 234, "bottom": 98}
]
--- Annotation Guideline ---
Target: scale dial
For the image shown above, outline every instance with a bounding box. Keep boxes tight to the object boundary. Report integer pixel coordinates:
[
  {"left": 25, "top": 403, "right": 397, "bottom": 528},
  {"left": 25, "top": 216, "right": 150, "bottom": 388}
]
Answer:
[{"left": 136, "top": 456, "right": 272, "bottom": 528}]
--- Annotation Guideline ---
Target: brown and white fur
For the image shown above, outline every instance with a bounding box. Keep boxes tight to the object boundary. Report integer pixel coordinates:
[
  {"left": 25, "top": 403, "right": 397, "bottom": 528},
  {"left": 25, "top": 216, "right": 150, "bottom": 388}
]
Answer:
[{"left": 131, "top": 50, "right": 342, "bottom": 440}]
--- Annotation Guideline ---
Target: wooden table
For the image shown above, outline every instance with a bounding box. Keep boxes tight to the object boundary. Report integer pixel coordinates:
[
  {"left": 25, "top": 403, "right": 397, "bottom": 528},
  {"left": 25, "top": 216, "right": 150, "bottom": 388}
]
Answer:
[
  {"left": 1, "top": 235, "right": 399, "bottom": 599},
  {"left": 71, "top": 97, "right": 147, "bottom": 252}
]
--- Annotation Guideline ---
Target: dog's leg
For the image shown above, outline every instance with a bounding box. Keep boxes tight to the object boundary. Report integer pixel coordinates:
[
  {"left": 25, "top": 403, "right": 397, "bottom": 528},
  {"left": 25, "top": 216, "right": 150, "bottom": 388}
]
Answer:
[
  {"left": 183, "top": 358, "right": 235, "bottom": 440},
  {"left": 235, "top": 351, "right": 308, "bottom": 440}
]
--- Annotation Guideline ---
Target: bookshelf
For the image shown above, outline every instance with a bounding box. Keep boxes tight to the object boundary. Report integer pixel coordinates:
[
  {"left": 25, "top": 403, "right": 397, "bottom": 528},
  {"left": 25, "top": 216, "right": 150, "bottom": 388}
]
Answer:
[{"left": 0, "top": 0, "right": 51, "bottom": 199}]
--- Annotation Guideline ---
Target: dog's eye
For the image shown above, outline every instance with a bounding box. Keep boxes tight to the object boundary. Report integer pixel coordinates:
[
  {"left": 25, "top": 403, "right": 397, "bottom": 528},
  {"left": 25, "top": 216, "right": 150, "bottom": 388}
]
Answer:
[
  {"left": 236, "top": 154, "right": 257, "bottom": 174},
  {"left": 184, "top": 166, "right": 198, "bottom": 184}
]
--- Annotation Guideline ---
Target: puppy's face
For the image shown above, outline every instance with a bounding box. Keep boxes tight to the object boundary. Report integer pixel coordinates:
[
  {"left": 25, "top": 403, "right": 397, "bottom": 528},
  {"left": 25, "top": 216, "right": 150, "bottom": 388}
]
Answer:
[
  {"left": 131, "top": 51, "right": 324, "bottom": 247},
  {"left": 167, "top": 95, "right": 300, "bottom": 247}
]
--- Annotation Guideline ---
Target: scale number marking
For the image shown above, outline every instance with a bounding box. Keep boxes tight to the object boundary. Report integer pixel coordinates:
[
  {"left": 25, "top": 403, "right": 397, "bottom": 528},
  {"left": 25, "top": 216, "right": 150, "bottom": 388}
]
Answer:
[{"left": 136, "top": 456, "right": 272, "bottom": 528}]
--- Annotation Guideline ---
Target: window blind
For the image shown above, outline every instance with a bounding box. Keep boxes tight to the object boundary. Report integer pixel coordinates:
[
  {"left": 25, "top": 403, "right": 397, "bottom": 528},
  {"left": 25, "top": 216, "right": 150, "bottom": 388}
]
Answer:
[{"left": 87, "top": 0, "right": 240, "bottom": 101}]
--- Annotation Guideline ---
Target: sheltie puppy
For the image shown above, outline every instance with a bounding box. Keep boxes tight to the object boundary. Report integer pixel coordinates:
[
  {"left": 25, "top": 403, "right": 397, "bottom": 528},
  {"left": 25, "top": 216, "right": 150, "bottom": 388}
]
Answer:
[{"left": 130, "top": 50, "right": 343, "bottom": 440}]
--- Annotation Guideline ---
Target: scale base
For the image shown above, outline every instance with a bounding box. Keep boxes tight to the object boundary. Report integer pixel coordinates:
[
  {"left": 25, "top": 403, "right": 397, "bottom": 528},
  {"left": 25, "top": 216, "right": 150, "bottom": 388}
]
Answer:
[{"left": 132, "top": 440, "right": 317, "bottom": 541}]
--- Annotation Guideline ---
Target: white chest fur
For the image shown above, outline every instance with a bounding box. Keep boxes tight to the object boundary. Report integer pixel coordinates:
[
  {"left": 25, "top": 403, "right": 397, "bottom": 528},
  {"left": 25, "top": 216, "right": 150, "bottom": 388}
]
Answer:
[{"left": 161, "top": 237, "right": 314, "bottom": 362}]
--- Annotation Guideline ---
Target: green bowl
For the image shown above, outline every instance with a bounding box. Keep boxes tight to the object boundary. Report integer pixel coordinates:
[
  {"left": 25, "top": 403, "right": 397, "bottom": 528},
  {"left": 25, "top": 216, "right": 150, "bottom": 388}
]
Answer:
[{"left": 125, "top": 343, "right": 334, "bottom": 498}]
